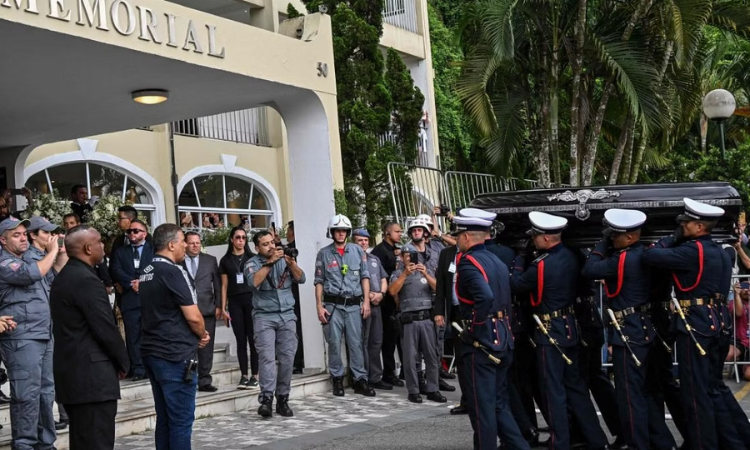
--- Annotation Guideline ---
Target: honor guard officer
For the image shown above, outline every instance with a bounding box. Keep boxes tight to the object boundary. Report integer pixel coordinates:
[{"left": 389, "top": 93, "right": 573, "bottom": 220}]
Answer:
[
  {"left": 314, "top": 214, "right": 376, "bottom": 397},
  {"left": 460, "top": 208, "right": 540, "bottom": 445},
  {"left": 582, "top": 209, "right": 675, "bottom": 450},
  {"left": 388, "top": 244, "right": 446, "bottom": 404},
  {"left": 452, "top": 212, "right": 529, "bottom": 450},
  {"left": 510, "top": 212, "right": 608, "bottom": 450},
  {"left": 642, "top": 198, "right": 732, "bottom": 450}
]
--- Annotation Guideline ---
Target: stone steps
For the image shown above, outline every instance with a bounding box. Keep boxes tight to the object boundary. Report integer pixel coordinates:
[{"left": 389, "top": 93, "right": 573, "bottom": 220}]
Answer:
[{"left": 0, "top": 344, "right": 332, "bottom": 450}]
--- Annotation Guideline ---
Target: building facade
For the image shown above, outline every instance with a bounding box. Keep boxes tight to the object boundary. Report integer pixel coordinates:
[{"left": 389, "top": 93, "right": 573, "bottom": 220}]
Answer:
[{"left": 1, "top": 0, "right": 439, "bottom": 371}]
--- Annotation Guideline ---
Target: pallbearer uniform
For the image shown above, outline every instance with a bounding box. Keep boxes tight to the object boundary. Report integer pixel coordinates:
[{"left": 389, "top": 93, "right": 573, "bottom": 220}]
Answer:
[
  {"left": 582, "top": 209, "right": 675, "bottom": 450},
  {"left": 453, "top": 213, "right": 529, "bottom": 450},
  {"left": 642, "top": 198, "right": 731, "bottom": 450},
  {"left": 510, "top": 212, "right": 608, "bottom": 450}
]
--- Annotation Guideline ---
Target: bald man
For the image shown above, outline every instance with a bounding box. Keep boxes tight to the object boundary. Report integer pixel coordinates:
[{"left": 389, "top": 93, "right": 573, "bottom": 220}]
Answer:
[{"left": 50, "top": 225, "right": 129, "bottom": 450}]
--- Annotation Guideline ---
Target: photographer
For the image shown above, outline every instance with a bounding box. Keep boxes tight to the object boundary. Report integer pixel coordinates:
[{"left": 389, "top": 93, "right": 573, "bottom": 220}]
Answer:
[{"left": 245, "top": 230, "right": 305, "bottom": 418}]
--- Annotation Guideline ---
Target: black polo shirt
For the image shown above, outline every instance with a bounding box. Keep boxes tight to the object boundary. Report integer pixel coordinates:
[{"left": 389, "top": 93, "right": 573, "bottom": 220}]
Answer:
[
  {"left": 219, "top": 252, "right": 253, "bottom": 297},
  {"left": 372, "top": 241, "right": 399, "bottom": 277},
  {"left": 140, "top": 256, "right": 199, "bottom": 362}
]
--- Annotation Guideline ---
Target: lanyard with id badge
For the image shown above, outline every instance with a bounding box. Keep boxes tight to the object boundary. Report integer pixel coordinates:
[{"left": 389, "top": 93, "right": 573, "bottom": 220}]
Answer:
[{"left": 234, "top": 254, "right": 246, "bottom": 285}]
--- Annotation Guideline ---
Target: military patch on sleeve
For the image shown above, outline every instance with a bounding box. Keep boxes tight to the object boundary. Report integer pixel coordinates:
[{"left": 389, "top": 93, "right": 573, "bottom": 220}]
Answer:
[
  {"left": 532, "top": 253, "right": 549, "bottom": 264},
  {"left": 7, "top": 262, "right": 20, "bottom": 272}
]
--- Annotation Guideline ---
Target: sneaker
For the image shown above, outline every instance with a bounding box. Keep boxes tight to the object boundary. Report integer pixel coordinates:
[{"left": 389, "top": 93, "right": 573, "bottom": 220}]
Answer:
[
  {"left": 237, "top": 375, "right": 249, "bottom": 390},
  {"left": 246, "top": 375, "right": 259, "bottom": 388}
]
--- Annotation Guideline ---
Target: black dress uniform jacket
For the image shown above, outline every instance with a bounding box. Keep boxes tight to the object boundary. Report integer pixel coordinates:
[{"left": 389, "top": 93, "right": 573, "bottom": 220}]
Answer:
[
  {"left": 582, "top": 242, "right": 655, "bottom": 346},
  {"left": 510, "top": 243, "right": 580, "bottom": 347},
  {"left": 642, "top": 235, "right": 723, "bottom": 337},
  {"left": 50, "top": 258, "right": 129, "bottom": 405},
  {"left": 434, "top": 245, "right": 458, "bottom": 320},
  {"left": 456, "top": 244, "right": 513, "bottom": 352}
]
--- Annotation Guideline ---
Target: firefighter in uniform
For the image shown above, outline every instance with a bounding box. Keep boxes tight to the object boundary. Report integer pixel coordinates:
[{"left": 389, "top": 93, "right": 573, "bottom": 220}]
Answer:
[
  {"left": 510, "top": 212, "right": 608, "bottom": 450},
  {"left": 314, "top": 214, "right": 376, "bottom": 398},
  {"left": 641, "top": 198, "right": 733, "bottom": 450},
  {"left": 388, "top": 243, "right": 447, "bottom": 404},
  {"left": 452, "top": 211, "right": 529, "bottom": 450},
  {"left": 582, "top": 209, "right": 675, "bottom": 450}
]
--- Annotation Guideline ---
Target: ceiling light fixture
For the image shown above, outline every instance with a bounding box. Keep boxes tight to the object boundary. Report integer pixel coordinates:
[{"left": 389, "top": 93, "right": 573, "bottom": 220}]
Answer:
[{"left": 132, "top": 89, "right": 169, "bottom": 105}]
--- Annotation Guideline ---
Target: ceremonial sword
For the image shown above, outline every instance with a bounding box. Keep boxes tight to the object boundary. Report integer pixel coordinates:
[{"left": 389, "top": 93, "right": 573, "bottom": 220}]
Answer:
[
  {"left": 532, "top": 314, "right": 572, "bottom": 365},
  {"left": 451, "top": 322, "right": 501, "bottom": 365},
  {"left": 606, "top": 309, "right": 642, "bottom": 367}
]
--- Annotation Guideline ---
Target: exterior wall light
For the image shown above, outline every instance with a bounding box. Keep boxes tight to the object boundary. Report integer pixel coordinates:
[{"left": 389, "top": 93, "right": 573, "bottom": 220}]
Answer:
[{"left": 132, "top": 89, "right": 169, "bottom": 105}]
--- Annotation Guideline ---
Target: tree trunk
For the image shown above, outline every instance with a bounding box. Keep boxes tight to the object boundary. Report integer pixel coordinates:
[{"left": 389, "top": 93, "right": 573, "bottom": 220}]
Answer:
[
  {"left": 619, "top": 123, "right": 636, "bottom": 184},
  {"left": 580, "top": 0, "right": 653, "bottom": 186},
  {"left": 568, "top": 0, "right": 588, "bottom": 187},
  {"left": 551, "top": 47, "right": 561, "bottom": 187},
  {"left": 629, "top": 127, "right": 648, "bottom": 183},
  {"left": 539, "top": 89, "right": 552, "bottom": 188},
  {"left": 609, "top": 113, "right": 633, "bottom": 184}
]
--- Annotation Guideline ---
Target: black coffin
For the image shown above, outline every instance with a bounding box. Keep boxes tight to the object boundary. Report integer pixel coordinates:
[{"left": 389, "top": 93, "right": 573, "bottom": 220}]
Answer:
[{"left": 469, "top": 182, "right": 742, "bottom": 248}]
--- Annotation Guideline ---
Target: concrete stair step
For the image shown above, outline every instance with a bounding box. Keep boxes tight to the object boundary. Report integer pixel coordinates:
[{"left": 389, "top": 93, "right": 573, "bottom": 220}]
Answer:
[{"left": 0, "top": 369, "right": 330, "bottom": 450}]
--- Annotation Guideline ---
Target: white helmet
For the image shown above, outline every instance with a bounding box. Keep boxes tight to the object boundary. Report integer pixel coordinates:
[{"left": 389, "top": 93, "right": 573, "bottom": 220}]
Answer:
[
  {"left": 416, "top": 214, "right": 434, "bottom": 227},
  {"left": 327, "top": 214, "right": 352, "bottom": 238},
  {"left": 408, "top": 217, "right": 431, "bottom": 234}
]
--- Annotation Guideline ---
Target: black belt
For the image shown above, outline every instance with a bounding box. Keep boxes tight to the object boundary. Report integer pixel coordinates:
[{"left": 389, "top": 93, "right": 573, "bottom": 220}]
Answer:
[
  {"left": 404, "top": 310, "right": 432, "bottom": 321},
  {"left": 612, "top": 305, "right": 648, "bottom": 320},
  {"left": 324, "top": 295, "right": 363, "bottom": 306},
  {"left": 538, "top": 306, "right": 574, "bottom": 322},
  {"left": 677, "top": 298, "right": 713, "bottom": 308}
]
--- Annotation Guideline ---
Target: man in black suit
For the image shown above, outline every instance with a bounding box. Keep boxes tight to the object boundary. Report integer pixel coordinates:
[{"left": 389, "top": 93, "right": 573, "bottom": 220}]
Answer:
[
  {"left": 50, "top": 225, "right": 129, "bottom": 449},
  {"left": 433, "top": 244, "right": 467, "bottom": 414},
  {"left": 69, "top": 185, "right": 93, "bottom": 222},
  {"left": 182, "top": 231, "right": 221, "bottom": 392},
  {"left": 111, "top": 219, "right": 153, "bottom": 380}
]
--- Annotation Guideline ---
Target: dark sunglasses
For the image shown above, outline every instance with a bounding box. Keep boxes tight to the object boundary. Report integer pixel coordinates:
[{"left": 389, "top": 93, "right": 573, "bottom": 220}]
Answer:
[
  {"left": 126, "top": 229, "right": 145, "bottom": 235},
  {"left": 233, "top": 235, "right": 247, "bottom": 240}
]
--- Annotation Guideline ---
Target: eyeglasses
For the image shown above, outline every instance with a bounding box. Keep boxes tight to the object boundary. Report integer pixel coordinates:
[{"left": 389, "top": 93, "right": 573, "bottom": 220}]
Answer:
[
  {"left": 234, "top": 236, "right": 247, "bottom": 240},
  {"left": 126, "top": 229, "right": 145, "bottom": 235}
]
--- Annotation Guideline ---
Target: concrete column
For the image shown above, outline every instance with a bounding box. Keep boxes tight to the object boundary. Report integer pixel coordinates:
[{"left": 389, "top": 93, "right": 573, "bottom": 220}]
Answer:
[{"left": 272, "top": 90, "right": 340, "bottom": 371}]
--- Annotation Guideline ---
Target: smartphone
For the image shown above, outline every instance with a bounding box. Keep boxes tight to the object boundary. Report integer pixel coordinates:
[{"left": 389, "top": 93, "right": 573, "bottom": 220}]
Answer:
[
  {"left": 741, "top": 282, "right": 749, "bottom": 290},
  {"left": 271, "top": 222, "right": 276, "bottom": 230},
  {"left": 9, "top": 189, "right": 23, "bottom": 196},
  {"left": 57, "top": 236, "right": 64, "bottom": 247}
]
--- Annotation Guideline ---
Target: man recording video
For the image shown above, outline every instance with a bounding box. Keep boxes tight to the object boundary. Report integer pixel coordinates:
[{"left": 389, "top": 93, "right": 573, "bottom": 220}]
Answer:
[{"left": 246, "top": 230, "right": 305, "bottom": 418}]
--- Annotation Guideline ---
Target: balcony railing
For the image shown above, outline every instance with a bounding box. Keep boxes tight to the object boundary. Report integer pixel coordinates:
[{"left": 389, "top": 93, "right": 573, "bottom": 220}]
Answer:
[
  {"left": 383, "top": 0, "right": 418, "bottom": 33},
  {"left": 172, "top": 107, "right": 270, "bottom": 146}
]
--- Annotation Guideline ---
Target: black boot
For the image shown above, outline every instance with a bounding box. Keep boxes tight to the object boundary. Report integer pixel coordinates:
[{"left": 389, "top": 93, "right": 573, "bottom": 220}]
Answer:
[
  {"left": 353, "top": 379, "right": 376, "bottom": 397},
  {"left": 332, "top": 377, "right": 345, "bottom": 396},
  {"left": 276, "top": 394, "right": 294, "bottom": 417},
  {"left": 438, "top": 378, "right": 456, "bottom": 392},
  {"left": 257, "top": 394, "right": 273, "bottom": 418}
]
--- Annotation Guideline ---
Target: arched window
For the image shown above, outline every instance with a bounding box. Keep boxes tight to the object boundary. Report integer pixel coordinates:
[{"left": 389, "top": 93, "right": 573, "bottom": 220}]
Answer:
[
  {"left": 26, "top": 162, "right": 157, "bottom": 224},
  {"left": 178, "top": 174, "right": 276, "bottom": 231}
]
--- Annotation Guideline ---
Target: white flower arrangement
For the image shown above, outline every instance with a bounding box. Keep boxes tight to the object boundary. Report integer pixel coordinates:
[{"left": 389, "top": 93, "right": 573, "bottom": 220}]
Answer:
[
  {"left": 20, "top": 192, "right": 70, "bottom": 226},
  {"left": 84, "top": 195, "right": 126, "bottom": 240}
]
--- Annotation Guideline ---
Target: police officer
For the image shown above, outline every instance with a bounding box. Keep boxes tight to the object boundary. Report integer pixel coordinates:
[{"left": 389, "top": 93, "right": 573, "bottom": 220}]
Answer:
[
  {"left": 351, "top": 229, "right": 393, "bottom": 391},
  {"left": 246, "top": 230, "right": 306, "bottom": 418},
  {"left": 0, "top": 217, "right": 67, "bottom": 450},
  {"left": 314, "top": 214, "right": 375, "bottom": 397},
  {"left": 582, "top": 209, "right": 675, "bottom": 450},
  {"left": 388, "top": 243, "right": 446, "bottom": 404},
  {"left": 510, "top": 212, "right": 608, "bottom": 450},
  {"left": 452, "top": 211, "right": 529, "bottom": 450},
  {"left": 642, "top": 198, "right": 734, "bottom": 450}
]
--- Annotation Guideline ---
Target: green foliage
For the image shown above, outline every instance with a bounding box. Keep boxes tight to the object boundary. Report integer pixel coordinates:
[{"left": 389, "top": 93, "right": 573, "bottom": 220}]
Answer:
[
  {"left": 302, "top": 0, "right": 423, "bottom": 236},
  {"left": 649, "top": 145, "right": 750, "bottom": 206},
  {"left": 287, "top": 3, "right": 302, "bottom": 18},
  {"left": 202, "top": 227, "right": 232, "bottom": 247},
  {"left": 427, "top": 3, "right": 478, "bottom": 171}
]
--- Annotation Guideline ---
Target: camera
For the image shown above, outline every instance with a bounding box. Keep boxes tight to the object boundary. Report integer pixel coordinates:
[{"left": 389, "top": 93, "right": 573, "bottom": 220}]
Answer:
[
  {"left": 183, "top": 358, "right": 198, "bottom": 382},
  {"left": 436, "top": 204, "right": 451, "bottom": 217},
  {"left": 276, "top": 243, "right": 299, "bottom": 259}
]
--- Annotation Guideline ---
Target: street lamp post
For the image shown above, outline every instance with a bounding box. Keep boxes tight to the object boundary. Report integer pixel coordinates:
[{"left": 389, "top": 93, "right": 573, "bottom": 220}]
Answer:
[{"left": 702, "top": 89, "right": 736, "bottom": 160}]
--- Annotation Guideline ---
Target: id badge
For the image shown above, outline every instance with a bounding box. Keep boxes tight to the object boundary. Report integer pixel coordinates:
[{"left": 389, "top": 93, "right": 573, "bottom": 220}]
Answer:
[
  {"left": 448, "top": 262, "right": 456, "bottom": 273},
  {"left": 236, "top": 273, "right": 244, "bottom": 284},
  {"left": 133, "top": 259, "right": 140, "bottom": 270}
]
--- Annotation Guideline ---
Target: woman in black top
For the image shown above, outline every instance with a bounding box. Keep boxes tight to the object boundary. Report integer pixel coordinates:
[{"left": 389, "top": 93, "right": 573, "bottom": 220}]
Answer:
[{"left": 219, "top": 226, "right": 259, "bottom": 389}]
